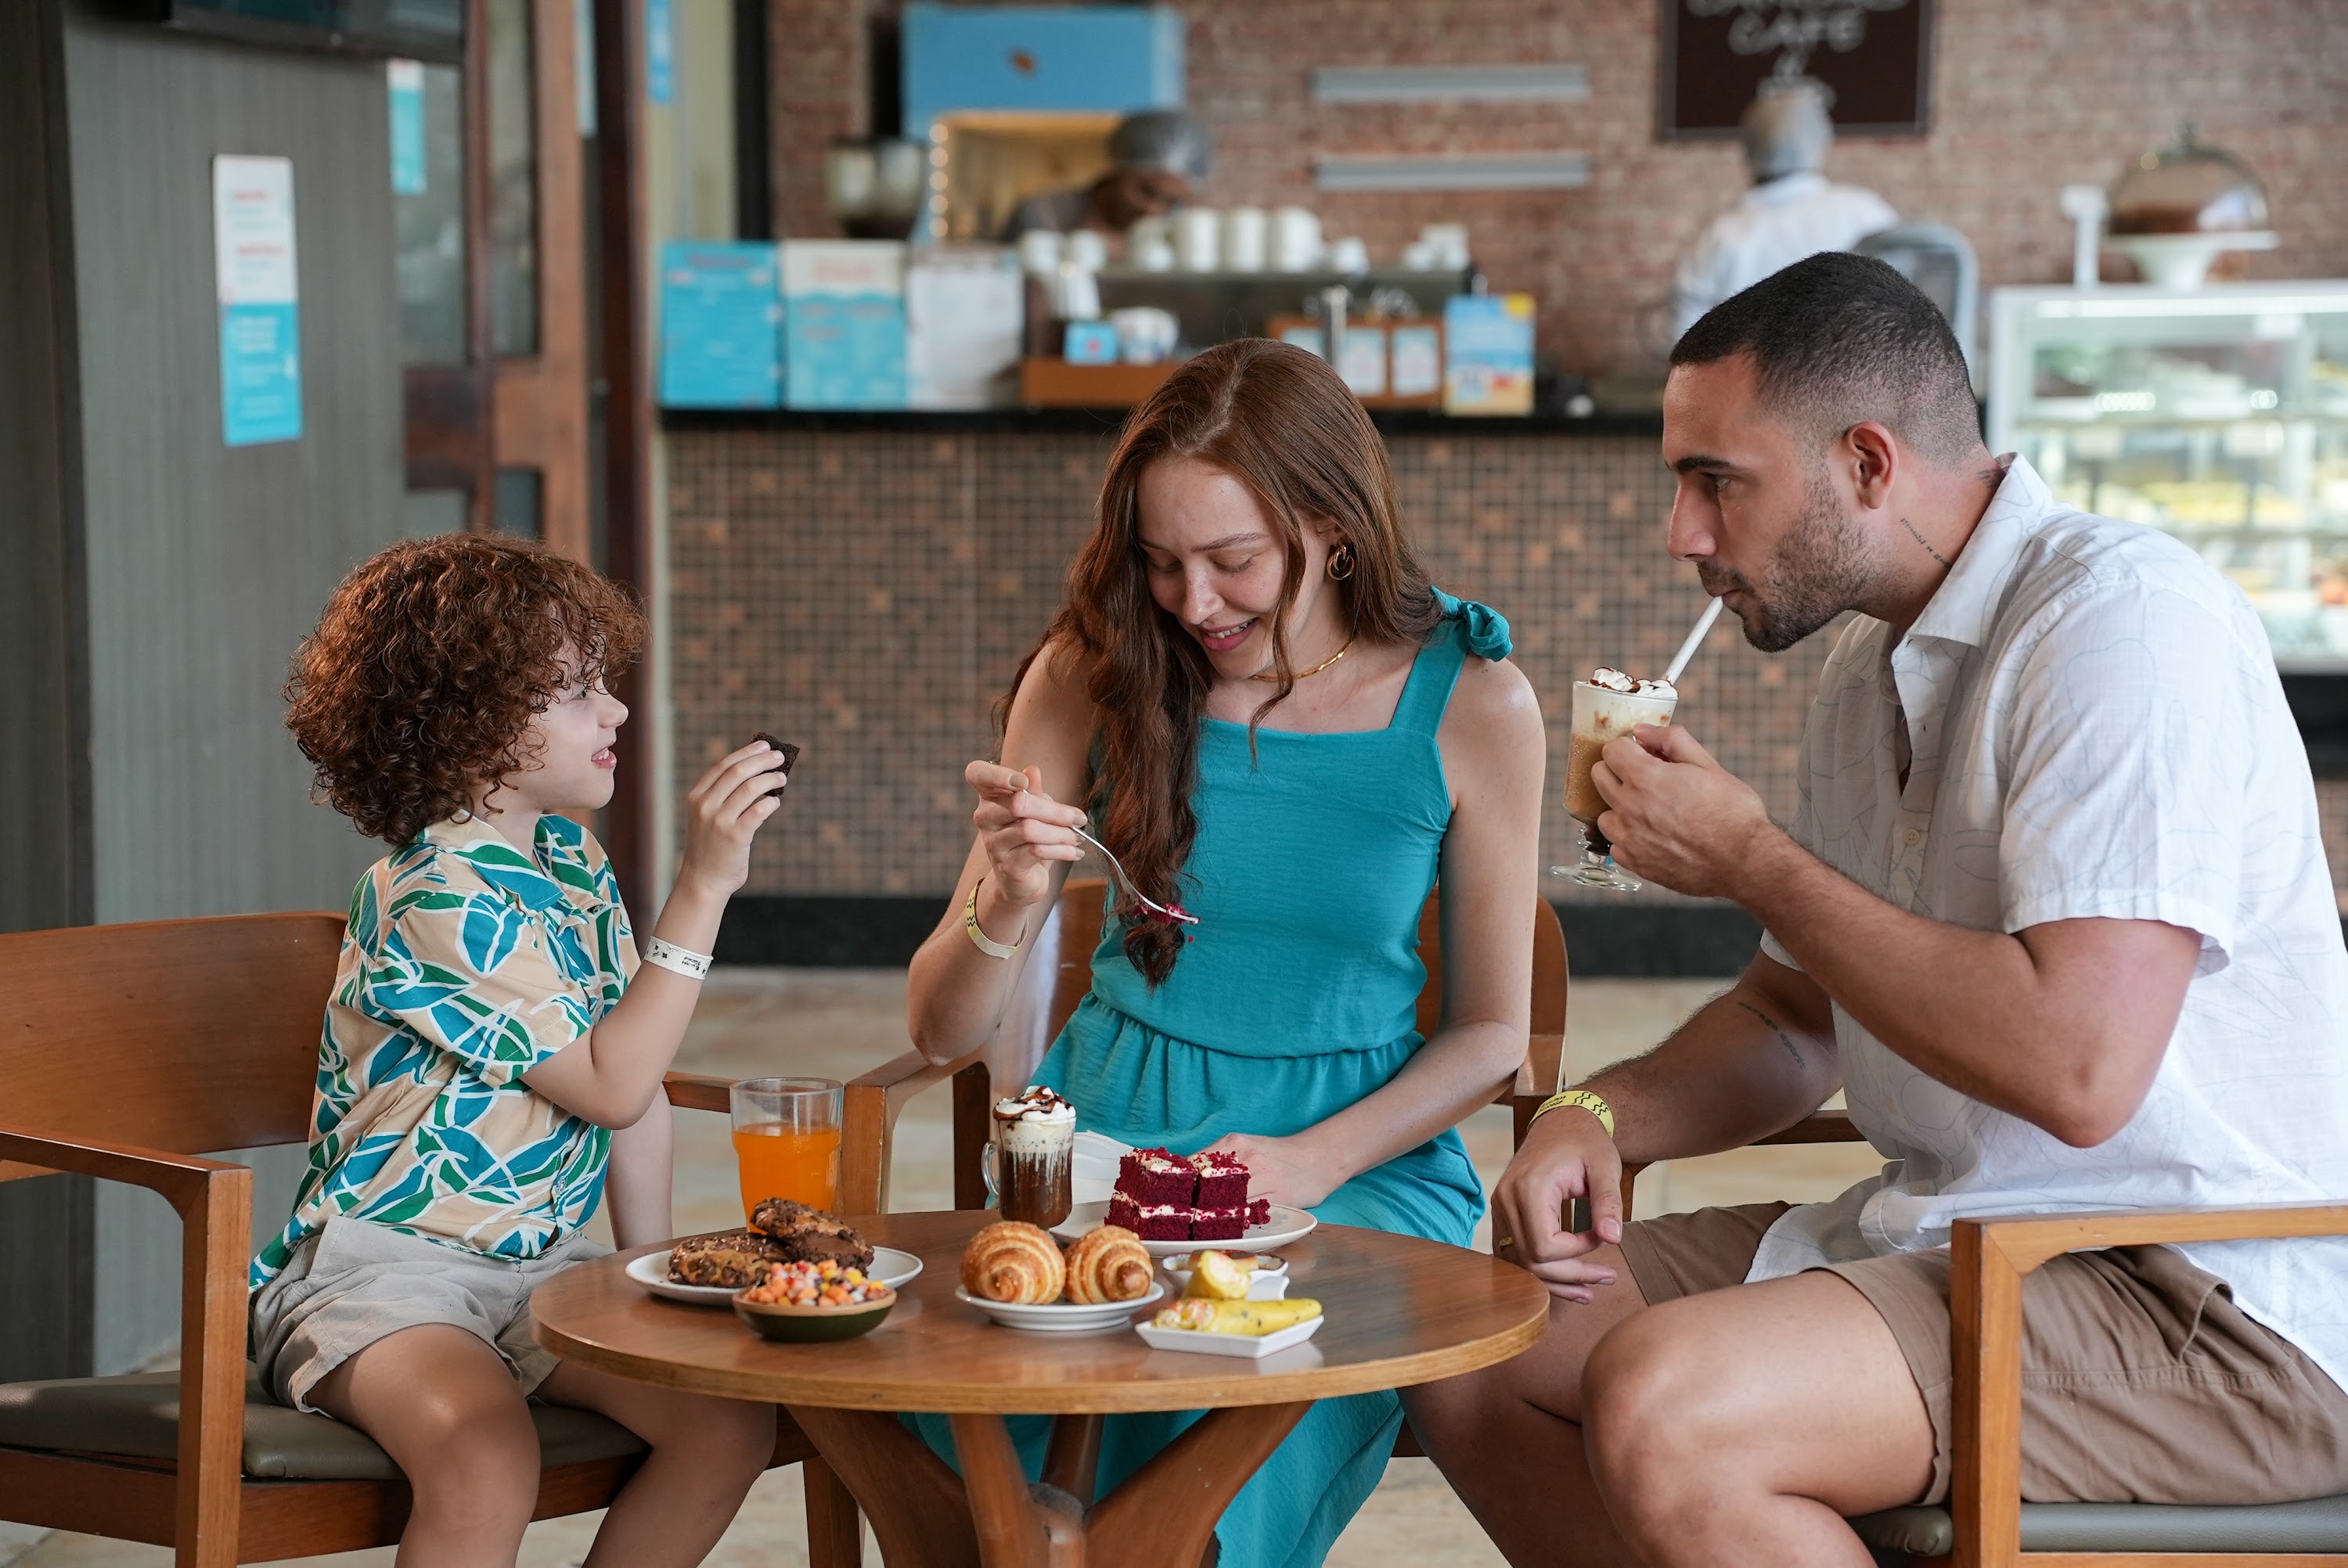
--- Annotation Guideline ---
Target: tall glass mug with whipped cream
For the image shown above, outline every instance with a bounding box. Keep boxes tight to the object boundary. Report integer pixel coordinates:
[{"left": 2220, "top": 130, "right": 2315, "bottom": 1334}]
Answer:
[
  {"left": 1559, "top": 667, "right": 1677, "bottom": 894},
  {"left": 986, "top": 1086, "right": 1076, "bottom": 1228}
]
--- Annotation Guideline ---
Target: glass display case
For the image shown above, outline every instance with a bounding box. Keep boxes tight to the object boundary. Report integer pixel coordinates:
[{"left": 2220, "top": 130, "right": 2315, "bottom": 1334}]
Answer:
[{"left": 1989, "top": 281, "right": 2348, "bottom": 670}]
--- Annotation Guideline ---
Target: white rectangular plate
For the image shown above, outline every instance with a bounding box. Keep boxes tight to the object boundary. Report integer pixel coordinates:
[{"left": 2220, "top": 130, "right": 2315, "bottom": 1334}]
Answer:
[{"left": 1134, "top": 1314, "right": 1323, "bottom": 1358}]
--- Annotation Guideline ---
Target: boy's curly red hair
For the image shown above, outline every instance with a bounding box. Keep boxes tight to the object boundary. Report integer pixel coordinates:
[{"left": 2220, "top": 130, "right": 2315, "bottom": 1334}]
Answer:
[{"left": 286, "top": 535, "right": 644, "bottom": 846}]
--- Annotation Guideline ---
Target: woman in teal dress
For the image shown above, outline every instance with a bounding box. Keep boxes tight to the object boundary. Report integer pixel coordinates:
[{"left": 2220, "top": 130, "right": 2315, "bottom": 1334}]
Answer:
[{"left": 905, "top": 338, "right": 1547, "bottom": 1567}]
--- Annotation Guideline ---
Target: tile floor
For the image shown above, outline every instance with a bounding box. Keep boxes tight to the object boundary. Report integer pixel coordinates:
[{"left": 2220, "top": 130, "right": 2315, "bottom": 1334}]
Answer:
[{"left": 10, "top": 972, "right": 1885, "bottom": 1568}]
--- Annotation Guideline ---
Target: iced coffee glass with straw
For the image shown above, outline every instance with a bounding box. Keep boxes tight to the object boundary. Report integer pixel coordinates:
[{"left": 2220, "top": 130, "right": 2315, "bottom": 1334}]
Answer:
[{"left": 1557, "top": 677, "right": 1679, "bottom": 893}]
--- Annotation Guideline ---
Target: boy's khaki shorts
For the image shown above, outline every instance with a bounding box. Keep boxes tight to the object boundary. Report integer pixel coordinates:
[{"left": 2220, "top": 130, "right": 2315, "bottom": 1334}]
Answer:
[
  {"left": 1620, "top": 1202, "right": 2348, "bottom": 1506},
  {"left": 250, "top": 1216, "right": 610, "bottom": 1412}
]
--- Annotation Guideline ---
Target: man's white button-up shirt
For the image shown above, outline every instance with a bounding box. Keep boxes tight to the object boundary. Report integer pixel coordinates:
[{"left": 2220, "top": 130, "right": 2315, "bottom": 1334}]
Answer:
[{"left": 1750, "top": 454, "right": 2348, "bottom": 1394}]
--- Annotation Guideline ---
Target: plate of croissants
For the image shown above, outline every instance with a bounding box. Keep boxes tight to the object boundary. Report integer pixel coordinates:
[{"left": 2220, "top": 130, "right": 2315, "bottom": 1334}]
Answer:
[{"left": 954, "top": 1220, "right": 1164, "bottom": 1332}]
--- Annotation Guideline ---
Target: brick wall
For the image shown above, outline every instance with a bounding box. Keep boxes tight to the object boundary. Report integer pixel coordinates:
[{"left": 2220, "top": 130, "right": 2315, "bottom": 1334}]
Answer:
[
  {"left": 769, "top": 0, "right": 2348, "bottom": 376},
  {"left": 669, "top": 426, "right": 1829, "bottom": 903}
]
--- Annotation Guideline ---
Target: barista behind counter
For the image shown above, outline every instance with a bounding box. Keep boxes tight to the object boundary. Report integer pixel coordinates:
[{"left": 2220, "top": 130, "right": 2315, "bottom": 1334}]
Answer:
[
  {"left": 1671, "top": 80, "right": 1896, "bottom": 340},
  {"left": 1001, "top": 109, "right": 1212, "bottom": 242}
]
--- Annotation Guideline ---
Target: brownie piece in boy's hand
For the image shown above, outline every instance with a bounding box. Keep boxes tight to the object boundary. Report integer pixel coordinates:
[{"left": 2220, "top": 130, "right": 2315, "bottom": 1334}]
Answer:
[{"left": 750, "top": 733, "right": 800, "bottom": 797}]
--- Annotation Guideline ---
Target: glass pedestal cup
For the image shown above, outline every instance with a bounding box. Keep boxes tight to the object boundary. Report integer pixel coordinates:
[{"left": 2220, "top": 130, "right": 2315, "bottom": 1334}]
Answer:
[
  {"left": 1553, "top": 679, "right": 1679, "bottom": 893},
  {"left": 984, "top": 1106, "right": 1075, "bottom": 1228}
]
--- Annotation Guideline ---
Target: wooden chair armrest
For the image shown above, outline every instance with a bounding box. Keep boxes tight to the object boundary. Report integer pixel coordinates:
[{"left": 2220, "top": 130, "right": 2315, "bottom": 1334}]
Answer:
[
  {"left": 1749, "top": 1108, "right": 1863, "bottom": 1147},
  {"left": 661, "top": 1071, "right": 734, "bottom": 1116},
  {"left": 840, "top": 1048, "right": 989, "bottom": 1215},
  {"left": 0, "top": 1124, "right": 250, "bottom": 1204},
  {"left": 0, "top": 1124, "right": 250, "bottom": 1556},
  {"left": 1950, "top": 1199, "right": 2348, "bottom": 1568},
  {"left": 1506, "top": 1033, "right": 1568, "bottom": 1144}
]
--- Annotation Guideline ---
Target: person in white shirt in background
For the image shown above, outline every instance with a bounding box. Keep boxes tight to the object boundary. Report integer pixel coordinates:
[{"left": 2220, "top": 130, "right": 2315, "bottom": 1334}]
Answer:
[
  {"left": 1409, "top": 251, "right": 2348, "bottom": 1567},
  {"left": 1000, "top": 109, "right": 1211, "bottom": 242},
  {"left": 1670, "top": 79, "right": 1898, "bottom": 341}
]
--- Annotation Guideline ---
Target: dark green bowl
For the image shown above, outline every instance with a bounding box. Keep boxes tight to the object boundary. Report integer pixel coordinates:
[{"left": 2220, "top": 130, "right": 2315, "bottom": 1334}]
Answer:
[{"left": 732, "top": 1289, "right": 895, "bottom": 1342}]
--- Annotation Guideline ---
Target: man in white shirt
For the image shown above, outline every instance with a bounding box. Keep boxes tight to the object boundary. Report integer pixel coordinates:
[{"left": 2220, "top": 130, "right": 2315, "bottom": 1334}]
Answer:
[
  {"left": 1671, "top": 81, "right": 1896, "bottom": 340},
  {"left": 1409, "top": 252, "right": 2348, "bottom": 1566}
]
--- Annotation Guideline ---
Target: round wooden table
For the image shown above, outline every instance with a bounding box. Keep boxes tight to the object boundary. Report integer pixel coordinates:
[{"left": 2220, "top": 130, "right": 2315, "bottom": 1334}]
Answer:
[{"left": 533, "top": 1209, "right": 1547, "bottom": 1568}]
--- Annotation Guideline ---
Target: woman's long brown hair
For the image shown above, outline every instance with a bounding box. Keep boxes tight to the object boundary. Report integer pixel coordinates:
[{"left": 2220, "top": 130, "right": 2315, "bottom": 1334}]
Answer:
[{"left": 1006, "top": 337, "right": 1442, "bottom": 986}]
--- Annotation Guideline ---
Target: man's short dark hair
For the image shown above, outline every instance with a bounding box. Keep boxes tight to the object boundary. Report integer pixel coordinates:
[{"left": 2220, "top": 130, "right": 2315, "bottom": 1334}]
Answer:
[{"left": 1671, "top": 252, "right": 1982, "bottom": 467}]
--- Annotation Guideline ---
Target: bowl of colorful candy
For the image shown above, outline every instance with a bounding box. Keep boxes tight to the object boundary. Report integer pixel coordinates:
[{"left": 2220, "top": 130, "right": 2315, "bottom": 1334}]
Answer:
[{"left": 732, "top": 1259, "right": 897, "bottom": 1342}]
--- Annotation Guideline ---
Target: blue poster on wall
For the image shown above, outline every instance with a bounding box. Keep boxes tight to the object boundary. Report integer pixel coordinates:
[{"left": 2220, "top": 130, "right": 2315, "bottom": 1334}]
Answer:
[
  {"left": 387, "top": 59, "right": 427, "bottom": 194},
  {"left": 212, "top": 155, "right": 303, "bottom": 446},
  {"left": 657, "top": 242, "right": 783, "bottom": 408},
  {"left": 646, "top": 0, "right": 673, "bottom": 104}
]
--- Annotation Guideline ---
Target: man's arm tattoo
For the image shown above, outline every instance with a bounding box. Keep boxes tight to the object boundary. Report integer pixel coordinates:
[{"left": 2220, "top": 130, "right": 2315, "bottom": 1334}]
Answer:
[{"left": 1734, "top": 999, "right": 1807, "bottom": 1069}]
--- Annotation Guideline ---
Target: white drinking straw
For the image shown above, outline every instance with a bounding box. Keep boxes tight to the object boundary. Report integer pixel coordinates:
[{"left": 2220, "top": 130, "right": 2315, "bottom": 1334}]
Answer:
[{"left": 1662, "top": 597, "right": 1726, "bottom": 687}]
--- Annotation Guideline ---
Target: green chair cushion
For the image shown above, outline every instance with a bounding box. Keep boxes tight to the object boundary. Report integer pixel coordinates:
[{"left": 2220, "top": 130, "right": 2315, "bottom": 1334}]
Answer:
[
  {"left": 0, "top": 1368, "right": 646, "bottom": 1481},
  {"left": 1850, "top": 1493, "right": 2348, "bottom": 1557}
]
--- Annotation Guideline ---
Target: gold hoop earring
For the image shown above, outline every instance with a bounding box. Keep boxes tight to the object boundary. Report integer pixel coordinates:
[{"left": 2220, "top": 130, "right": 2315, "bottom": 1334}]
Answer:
[{"left": 1326, "top": 542, "right": 1356, "bottom": 581}]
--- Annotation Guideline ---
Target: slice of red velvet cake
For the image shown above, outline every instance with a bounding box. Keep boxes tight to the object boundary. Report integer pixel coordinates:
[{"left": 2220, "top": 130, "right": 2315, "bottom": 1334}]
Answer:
[
  {"left": 1109, "top": 1146, "right": 1269, "bottom": 1241},
  {"left": 1111, "top": 1147, "right": 1200, "bottom": 1241},
  {"left": 1189, "top": 1149, "right": 1250, "bottom": 1209}
]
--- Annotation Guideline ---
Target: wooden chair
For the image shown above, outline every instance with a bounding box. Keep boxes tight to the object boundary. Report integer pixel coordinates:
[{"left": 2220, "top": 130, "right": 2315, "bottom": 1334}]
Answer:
[
  {"left": 1622, "top": 1109, "right": 2348, "bottom": 1566},
  {"left": 0, "top": 912, "right": 859, "bottom": 1568}
]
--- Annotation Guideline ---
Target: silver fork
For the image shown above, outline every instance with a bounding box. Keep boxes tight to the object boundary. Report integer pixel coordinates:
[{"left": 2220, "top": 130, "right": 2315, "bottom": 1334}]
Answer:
[{"left": 1069, "top": 825, "right": 1200, "bottom": 926}]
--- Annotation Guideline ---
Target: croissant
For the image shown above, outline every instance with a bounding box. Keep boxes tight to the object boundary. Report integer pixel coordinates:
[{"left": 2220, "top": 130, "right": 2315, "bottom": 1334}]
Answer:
[
  {"left": 1064, "top": 1225, "right": 1154, "bottom": 1304},
  {"left": 960, "top": 1221, "right": 1067, "bottom": 1304}
]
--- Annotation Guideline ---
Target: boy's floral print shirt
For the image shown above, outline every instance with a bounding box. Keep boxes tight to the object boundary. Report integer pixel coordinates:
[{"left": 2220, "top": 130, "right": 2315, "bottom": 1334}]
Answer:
[{"left": 251, "top": 815, "right": 637, "bottom": 1289}]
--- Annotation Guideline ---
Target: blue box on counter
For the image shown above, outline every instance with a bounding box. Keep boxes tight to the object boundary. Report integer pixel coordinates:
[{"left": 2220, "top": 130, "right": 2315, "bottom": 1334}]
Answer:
[
  {"left": 1063, "top": 321, "right": 1120, "bottom": 365},
  {"left": 783, "top": 241, "right": 908, "bottom": 410},
  {"left": 657, "top": 241, "right": 783, "bottom": 408},
  {"left": 1443, "top": 293, "right": 1536, "bottom": 416}
]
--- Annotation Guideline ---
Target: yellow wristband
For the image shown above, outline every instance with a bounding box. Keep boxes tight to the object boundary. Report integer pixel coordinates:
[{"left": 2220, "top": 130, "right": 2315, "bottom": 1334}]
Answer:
[
  {"left": 963, "top": 878, "right": 1020, "bottom": 960},
  {"left": 1532, "top": 1088, "right": 1614, "bottom": 1138}
]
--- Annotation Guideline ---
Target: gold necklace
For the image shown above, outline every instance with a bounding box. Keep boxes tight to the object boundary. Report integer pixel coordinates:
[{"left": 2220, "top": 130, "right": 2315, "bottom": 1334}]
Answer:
[{"left": 1248, "top": 635, "right": 1356, "bottom": 682}]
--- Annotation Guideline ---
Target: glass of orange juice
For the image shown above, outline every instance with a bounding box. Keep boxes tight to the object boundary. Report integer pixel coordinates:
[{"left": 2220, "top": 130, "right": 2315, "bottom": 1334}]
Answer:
[{"left": 729, "top": 1077, "right": 843, "bottom": 1222}]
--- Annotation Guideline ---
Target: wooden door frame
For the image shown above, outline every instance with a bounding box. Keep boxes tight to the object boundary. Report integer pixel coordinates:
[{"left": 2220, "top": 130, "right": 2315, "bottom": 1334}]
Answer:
[
  {"left": 492, "top": 0, "right": 591, "bottom": 561},
  {"left": 591, "top": 0, "right": 656, "bottom": 907},
  {"left": 401, "top": 0, "right": 592, "bottom": 560},
  {"left": 400, "top": 13, "right": 495, "bottom": 528}
]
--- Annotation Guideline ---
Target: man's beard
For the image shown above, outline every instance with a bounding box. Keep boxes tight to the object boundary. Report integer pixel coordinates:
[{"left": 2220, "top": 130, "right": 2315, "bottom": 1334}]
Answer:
[{"left": 1698, "top": 467, "right": 1873, "bottom": 653}]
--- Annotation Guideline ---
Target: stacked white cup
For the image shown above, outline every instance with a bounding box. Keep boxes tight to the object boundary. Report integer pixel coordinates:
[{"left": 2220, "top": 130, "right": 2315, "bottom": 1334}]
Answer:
[{"left": 1223, "top": 207, "right": 1268, "bottom": 272}]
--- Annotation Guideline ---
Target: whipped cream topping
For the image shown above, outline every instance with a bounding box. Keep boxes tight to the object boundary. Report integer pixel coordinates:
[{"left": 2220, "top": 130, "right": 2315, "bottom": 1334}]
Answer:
[
  {"left": 994, "top": 1085, "right": 1075, "bottom": 1124},
  {"left": 1590, "top": 667, "right": 1676, "bottom": 699}
]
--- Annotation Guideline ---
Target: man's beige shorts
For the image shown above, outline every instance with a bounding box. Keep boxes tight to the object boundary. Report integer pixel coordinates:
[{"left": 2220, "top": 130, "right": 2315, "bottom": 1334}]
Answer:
[
  {"left": 1620, "top": 1202, "right": 2348, "bottom": 1505},
  {"left": 250, "top": 1216, "right": 611, "bottom": 1413}
]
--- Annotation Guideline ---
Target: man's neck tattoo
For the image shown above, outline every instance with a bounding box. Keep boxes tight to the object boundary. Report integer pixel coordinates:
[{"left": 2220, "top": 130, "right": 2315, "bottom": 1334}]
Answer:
[{"left": 1900, "top": 515, "right": 1951, "bottom": 568}]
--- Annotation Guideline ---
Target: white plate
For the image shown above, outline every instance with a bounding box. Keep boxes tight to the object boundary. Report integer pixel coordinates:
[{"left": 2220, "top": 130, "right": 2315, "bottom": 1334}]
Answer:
[
  {"left": 627, "top": 1246, "right": 923, "bottom": 1307},
  {"left": 953, "top": 1281, "right": 1165, "bottom": 1334},
  {"left": 1160, "top": 1255, "right": 1290, "bottom": 1301},
  {"left": 1051, "top": 1200, "right": 1317, "bottom": 1258},
  {"left": 1135, "top": 1314, "right": 1323, "bottom": 1358}
]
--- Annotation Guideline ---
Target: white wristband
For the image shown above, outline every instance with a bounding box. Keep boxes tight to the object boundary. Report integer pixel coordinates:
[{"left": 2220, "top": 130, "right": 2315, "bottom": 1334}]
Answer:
[{"left": 642, "top": 937, "right": 712, "bottom": 980}]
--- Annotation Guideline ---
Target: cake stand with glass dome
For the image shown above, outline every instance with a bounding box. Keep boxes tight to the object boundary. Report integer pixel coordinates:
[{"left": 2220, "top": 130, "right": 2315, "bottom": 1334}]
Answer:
[{"left": 2102, "top": 123, "right": 2279, "bottom": 290}]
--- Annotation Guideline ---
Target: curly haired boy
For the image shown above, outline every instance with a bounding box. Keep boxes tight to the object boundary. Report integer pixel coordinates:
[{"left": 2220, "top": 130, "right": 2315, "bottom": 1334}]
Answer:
[{"left": 252, "top": 535, "right": 787, "bottom": 1566}]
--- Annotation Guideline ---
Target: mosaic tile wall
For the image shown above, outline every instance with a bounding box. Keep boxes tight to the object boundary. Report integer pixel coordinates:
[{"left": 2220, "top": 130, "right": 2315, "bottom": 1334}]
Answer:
[{"left": 668, "top": 427, "right": 1832, "bottom": 908}]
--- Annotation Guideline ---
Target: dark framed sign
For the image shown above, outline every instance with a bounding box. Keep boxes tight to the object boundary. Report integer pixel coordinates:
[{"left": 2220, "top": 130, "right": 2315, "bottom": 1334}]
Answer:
[{"left": 1659, "top": 0, "right": 1933, "bottom": 140}]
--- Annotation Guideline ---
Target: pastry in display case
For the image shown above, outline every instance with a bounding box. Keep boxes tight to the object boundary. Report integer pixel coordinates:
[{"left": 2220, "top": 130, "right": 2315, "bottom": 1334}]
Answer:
[{"left": 1988, "top": 280, "right": 2348, "bottom": 669}]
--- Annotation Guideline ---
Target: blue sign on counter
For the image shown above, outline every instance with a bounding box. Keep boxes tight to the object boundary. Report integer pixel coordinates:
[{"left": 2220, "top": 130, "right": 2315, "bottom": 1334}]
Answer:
[{"left": 657, "top": 241, "right": 783, "bottom": 408}]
